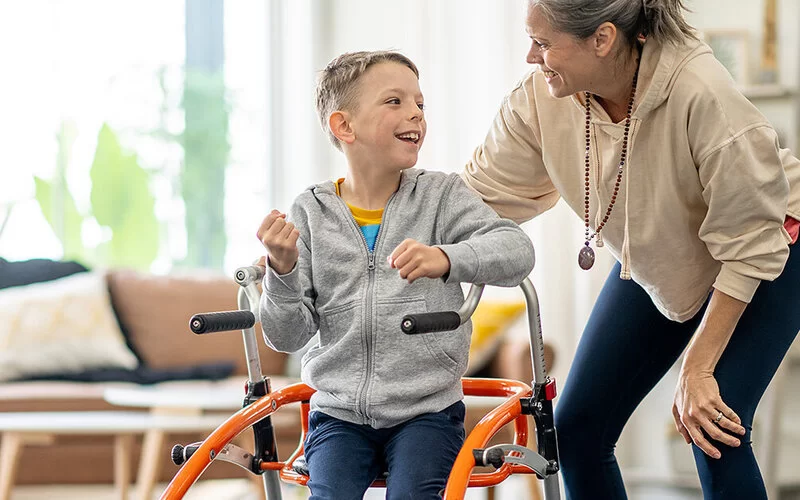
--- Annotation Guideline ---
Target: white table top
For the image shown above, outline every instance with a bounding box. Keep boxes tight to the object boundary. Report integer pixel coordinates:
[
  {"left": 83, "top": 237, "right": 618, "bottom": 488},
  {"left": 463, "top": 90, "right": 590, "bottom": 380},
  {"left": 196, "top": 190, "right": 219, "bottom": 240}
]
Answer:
[
  {"left": 0, "top": 411, "right": 228, "bottom": 434},
  {"left": 102, "top": 376, "right": 514, "bottom": 412},
  {"left": 104, "top": 382, "right": 245, "bottom": 411}
]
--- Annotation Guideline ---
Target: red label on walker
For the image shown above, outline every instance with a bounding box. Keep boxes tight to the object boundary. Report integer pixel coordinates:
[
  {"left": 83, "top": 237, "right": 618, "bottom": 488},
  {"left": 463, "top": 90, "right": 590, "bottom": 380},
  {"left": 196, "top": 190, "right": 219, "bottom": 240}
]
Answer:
[{"left": 545, "top": 378, "right": 557, "bottom": 400}]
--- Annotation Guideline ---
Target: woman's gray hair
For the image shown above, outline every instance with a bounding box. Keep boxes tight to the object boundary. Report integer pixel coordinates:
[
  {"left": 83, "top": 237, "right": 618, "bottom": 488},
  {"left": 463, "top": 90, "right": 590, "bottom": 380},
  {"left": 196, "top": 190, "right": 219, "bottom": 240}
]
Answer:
[{"left": 531, "top": 0, "right": 698, "bottom": 47}]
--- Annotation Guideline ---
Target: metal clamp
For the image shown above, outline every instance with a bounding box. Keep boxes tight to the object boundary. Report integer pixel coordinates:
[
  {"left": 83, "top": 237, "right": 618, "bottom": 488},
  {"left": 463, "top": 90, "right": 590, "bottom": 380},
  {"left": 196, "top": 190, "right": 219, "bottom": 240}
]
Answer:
[
  {"left": 475, "top": 444, "right": 552, "bottom": 478},
  {"left": 216, "top": 444, "right": 257, "bottom": 473}
]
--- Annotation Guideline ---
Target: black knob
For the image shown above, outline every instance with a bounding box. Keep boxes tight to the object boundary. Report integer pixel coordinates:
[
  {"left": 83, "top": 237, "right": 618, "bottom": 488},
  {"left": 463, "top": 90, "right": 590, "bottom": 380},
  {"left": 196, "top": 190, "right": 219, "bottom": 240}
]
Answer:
[{"left": 171, "top": 444, "right": 186, "bottom": 465}]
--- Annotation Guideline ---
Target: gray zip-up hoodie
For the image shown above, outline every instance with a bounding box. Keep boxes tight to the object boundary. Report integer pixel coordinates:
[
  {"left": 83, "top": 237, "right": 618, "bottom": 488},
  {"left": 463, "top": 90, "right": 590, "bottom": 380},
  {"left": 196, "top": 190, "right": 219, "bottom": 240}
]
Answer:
[{"left": 260, "top": 168, "right": 535, "bottom": 428}]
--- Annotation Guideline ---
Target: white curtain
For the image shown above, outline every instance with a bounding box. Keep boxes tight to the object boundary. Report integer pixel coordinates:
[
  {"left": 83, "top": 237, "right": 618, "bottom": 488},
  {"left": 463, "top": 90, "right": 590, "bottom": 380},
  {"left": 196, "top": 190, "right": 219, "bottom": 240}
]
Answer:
[{"left": 266, "top": 0, "right": 616, "bottom": 386}]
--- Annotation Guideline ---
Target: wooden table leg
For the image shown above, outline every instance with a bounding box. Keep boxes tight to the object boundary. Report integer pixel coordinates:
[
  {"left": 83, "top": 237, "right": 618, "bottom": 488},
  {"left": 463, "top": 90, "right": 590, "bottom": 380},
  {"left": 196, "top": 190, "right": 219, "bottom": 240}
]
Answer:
[
  {"left": 115, "top": 434, "right": 134, "bottom": 500},
  {"left": 0, "top": 432, "right": 22, "bottom": 500},
  {"left": 136, "top": 429, "right": 165, "bottom": 500}
]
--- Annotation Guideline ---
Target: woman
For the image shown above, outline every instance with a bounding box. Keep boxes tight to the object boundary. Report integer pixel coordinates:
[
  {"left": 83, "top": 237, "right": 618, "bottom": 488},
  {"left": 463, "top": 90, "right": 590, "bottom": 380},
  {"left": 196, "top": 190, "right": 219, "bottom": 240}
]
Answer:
[{"left": 462, "top": 0, "right": 800, "bottom": 498}]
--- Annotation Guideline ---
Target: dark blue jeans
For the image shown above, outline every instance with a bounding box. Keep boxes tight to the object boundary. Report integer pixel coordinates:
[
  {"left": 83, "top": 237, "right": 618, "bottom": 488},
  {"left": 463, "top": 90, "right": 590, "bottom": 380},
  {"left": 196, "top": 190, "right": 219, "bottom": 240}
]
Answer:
[
  {"left": 304, "top": 401, "right": 465, "bottom": 500},
  {"left": 555, "top": 245, "right": 799, "bottom": 500}
]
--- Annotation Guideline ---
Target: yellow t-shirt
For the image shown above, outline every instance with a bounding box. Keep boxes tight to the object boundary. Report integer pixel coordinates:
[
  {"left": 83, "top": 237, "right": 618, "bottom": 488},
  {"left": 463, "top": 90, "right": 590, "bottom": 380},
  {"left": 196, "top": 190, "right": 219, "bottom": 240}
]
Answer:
[{"left": 335, "top": 179, "right": 383, "bottom": 251}]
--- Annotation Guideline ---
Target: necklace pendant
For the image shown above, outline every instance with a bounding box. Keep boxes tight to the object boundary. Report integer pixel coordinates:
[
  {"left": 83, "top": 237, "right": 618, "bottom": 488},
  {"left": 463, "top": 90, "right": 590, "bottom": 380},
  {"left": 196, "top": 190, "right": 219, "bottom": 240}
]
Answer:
[{"left": 578, "top": 245, "right": 595, "bottom": 270}]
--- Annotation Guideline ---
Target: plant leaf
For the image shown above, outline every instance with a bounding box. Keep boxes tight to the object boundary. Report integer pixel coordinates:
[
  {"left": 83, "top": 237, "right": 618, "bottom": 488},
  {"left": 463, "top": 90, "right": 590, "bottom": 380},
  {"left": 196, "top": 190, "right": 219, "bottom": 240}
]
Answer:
[
  {"left": 89, "top": 124, "right": 159, "bottom": 269},
  {"left": 33, "top": 176, "right": 86, "bottom": 261}
]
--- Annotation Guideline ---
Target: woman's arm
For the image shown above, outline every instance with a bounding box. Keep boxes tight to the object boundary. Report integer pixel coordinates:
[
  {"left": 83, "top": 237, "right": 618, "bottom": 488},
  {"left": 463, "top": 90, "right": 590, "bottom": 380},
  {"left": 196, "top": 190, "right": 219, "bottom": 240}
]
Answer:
[
  {"left": 461, "top": 72, "right": 559, "bottom": 224},
  {"left": 672, "top": 289, "right": 747, "bottom": 458}
]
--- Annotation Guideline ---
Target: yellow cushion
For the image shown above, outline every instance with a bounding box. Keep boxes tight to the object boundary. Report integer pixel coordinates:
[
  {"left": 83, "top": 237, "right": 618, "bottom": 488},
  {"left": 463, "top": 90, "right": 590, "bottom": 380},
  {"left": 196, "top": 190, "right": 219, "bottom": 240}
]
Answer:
[{"left": 466, "top": 301, "right": 526, "bottom": 375}]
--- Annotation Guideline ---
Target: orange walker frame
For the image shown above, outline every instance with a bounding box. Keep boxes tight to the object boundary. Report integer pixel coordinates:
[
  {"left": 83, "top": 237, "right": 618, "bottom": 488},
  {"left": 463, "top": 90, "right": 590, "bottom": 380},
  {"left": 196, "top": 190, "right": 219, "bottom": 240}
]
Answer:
[{"left": 160, "top": 266, "right": 561, "bottom": 499}]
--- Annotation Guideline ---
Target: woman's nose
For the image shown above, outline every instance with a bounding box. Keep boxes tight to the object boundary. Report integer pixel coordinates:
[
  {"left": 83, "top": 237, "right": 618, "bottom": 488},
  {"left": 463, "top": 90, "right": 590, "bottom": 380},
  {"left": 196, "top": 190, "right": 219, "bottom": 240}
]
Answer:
[{"left": 527, "top": 44, "right": 542, "bottom": 65}]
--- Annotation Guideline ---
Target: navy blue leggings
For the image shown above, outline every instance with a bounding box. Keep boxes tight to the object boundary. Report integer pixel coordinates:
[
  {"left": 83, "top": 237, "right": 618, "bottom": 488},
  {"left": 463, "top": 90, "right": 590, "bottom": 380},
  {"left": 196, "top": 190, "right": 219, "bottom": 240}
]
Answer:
[
  {"left": 555, "top": 245, "right": 799, "bottom": 499},
  {"left": 304, "top": 401, "right": 465, "bottom": 500}
]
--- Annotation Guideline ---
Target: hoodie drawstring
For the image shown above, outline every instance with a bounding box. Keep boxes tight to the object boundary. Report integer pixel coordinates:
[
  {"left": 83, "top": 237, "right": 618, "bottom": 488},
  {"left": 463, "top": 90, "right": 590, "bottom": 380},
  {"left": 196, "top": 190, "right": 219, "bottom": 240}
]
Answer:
[{"left": 619, "top": 120, "right": 639, "bottom": 281}]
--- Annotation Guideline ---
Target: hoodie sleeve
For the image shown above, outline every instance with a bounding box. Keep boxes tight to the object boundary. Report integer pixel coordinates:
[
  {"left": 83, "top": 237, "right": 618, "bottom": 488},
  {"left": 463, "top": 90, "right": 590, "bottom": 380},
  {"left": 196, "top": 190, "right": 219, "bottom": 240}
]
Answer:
[
  {"left": 697, "top": 125, "right": 791, "bottom": 303},
  {"left": 435, "top": 174, "right": 535, "bottom": 287},
  {"left": 461, "top": 72, "right": 560, "bottom": 224},
  {"left": 259, "top": 203, "right": 319, "bottom": 353}
]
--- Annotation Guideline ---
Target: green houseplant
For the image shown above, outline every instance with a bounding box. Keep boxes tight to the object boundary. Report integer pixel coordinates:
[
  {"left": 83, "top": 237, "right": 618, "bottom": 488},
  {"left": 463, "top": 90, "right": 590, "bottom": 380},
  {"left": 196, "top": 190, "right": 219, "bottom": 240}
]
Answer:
[{"left": 35, "top": 123, "right": 159, "bottom": 270}]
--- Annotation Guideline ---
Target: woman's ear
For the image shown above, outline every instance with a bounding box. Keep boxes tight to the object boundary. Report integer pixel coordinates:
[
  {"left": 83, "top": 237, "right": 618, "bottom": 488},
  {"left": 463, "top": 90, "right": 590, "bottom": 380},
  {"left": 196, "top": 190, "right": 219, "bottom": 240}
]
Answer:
[
  {"left": 593, "top": 22, "right": 618, "bottom": 58},
  {"left": 329, "top": 111, "right": 355, "bottom": 146}
]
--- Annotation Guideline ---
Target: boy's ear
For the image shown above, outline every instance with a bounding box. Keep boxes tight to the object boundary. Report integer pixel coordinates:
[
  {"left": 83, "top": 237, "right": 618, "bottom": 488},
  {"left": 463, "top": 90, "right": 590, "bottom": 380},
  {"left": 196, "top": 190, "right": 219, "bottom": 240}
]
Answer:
[{"left": 329, "top": 111, "right": 356, "bottom": 146}]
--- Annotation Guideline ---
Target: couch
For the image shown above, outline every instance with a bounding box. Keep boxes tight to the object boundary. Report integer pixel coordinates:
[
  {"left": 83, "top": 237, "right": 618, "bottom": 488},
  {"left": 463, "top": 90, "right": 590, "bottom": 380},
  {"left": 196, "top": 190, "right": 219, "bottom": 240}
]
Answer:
[{"left": 0, "top": 259, "right": 548, "bottom": 489}]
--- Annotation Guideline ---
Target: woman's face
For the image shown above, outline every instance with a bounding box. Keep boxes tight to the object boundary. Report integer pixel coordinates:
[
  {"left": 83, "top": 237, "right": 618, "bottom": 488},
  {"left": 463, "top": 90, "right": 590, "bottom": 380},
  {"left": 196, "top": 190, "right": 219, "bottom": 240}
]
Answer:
[{"left": 525, "top": 3, "right": 598, "bottom": 98}]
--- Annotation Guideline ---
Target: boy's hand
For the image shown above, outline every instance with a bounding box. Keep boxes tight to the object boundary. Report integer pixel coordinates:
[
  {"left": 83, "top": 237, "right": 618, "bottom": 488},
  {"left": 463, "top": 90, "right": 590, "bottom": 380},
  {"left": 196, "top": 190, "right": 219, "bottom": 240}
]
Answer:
[
  {"left": 257, "top": 210, "right": 299, "bottom": 275},
  {"left": 388, "top": 239, "right": 450, "bottom": 284}
]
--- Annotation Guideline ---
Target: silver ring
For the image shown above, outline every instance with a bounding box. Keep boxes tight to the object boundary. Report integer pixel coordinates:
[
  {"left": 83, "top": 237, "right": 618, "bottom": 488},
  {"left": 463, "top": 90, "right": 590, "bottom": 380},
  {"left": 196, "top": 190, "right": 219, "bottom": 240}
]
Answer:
[{"left": 714, "top": 411, "right": 724, "bottom": 424}]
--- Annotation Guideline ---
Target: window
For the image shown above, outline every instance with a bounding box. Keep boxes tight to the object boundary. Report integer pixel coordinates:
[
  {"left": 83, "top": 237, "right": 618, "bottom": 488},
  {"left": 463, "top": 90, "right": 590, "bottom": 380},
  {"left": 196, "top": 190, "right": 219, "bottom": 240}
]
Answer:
[{"left": 0, "top": 1, "right": 273, "bottom": 274}]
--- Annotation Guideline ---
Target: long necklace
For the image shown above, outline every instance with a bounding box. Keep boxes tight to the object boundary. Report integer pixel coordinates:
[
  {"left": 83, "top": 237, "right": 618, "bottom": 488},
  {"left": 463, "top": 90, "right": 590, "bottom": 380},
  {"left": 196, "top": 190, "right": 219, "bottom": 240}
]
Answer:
[{"left": 578, "top": 62, "right": 639, "bottom": 271}]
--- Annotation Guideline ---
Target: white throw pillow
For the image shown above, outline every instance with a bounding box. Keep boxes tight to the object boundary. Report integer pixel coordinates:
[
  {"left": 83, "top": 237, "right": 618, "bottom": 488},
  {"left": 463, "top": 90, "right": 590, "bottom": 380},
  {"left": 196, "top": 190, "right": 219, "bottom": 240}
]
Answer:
[{"left": 0, "top": 271, "right": 139, "bottom": 381}]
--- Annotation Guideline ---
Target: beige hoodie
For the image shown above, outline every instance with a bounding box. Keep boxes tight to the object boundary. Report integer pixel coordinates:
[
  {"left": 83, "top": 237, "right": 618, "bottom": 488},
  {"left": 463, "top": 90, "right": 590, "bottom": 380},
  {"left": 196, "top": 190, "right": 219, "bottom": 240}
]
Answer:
[{"left": 463, "top": 39, "right": 799, "bottom": 322}]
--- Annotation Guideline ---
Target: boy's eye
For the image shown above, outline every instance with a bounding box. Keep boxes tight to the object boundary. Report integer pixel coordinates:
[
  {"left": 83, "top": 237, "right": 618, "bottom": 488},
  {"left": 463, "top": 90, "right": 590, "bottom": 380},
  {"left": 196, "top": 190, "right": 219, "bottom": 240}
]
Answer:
[
  {"left": 387, "top": 98, "right": 400, "bottom": 104},
  {"left": 417, "top": 103, "right": 425, "bottom": 111}
]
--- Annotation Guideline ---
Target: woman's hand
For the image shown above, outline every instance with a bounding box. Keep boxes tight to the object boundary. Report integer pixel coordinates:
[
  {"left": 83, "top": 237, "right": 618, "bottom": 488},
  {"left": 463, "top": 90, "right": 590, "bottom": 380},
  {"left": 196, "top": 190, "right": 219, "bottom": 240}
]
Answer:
[
  {"left": 672, "top": 289, "right": 749, "bottom": 458},
  {"left": 388, "top": 239, "right": 450, "bottom": 283},
  {"left": 672, "top": 368, "right": 746, "bottom": 459},
  {"left": 257, "top": 210, "right": 300, "bottom": 275}
]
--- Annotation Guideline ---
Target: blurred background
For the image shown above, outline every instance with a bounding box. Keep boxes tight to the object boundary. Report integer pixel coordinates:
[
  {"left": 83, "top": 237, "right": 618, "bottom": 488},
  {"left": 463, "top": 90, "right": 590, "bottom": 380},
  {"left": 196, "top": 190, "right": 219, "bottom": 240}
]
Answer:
[{"left": 1, "top": 1, "right": 798, "bottom": 498}]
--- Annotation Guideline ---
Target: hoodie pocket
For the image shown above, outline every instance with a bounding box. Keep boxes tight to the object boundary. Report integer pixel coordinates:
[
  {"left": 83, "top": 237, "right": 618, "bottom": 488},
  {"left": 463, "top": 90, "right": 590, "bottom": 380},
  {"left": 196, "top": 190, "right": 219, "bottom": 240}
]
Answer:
[
  {"left": 371, "top": 297, "right": 462, "bottom": 404},
  {"left": 301, "top": 300, "right": 364, "bottom": 405}
]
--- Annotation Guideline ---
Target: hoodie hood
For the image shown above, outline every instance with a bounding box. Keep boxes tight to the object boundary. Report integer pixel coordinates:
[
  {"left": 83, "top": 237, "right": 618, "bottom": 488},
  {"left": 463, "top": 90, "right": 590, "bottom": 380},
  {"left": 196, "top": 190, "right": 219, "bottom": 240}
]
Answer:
[
  {"left": 309, "top": 168, "right": 425, "bottom": 197},
  {"left": 634, "top": 37, "right": 712, "bottom": 119},
  {"left": 568, "top": 37, "right": 712, "bottom": 121}
]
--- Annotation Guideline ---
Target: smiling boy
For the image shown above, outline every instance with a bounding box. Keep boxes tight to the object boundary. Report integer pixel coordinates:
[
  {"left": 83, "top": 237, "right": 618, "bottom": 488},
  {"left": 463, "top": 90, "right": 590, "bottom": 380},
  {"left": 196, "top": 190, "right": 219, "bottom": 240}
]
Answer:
[{"left": 256, "top": 51, "right": 534, "bottom": 499}]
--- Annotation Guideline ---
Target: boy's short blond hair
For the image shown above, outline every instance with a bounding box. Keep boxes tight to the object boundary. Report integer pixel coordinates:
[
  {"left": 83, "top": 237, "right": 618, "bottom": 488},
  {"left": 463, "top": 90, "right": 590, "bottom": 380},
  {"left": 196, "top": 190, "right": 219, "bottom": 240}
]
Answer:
[{"left": 315, "top": 51, "right": 419, "bottom": 151}]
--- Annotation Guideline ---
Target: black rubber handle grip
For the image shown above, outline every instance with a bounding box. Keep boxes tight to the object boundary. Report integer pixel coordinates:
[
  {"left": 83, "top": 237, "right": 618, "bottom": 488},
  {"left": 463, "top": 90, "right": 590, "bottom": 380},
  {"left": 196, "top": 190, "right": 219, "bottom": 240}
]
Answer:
[
  {"left": 171, "top": 444, "right": 200, "bottom": 465},
  {"left": 401, "top": 312, "right": 461, "bottom": 334},
  {"left": 189, "top": 311, "right": 256, "bottom": 334},
  {"left": 472, "top": 448, "right": 505, "bottom": 468}
]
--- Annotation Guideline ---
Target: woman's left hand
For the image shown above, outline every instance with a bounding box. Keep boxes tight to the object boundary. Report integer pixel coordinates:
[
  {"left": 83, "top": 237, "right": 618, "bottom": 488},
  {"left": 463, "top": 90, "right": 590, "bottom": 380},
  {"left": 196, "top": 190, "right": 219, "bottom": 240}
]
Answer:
[{"left": 672, "top": 369, "right": 746, "bottom": 459}]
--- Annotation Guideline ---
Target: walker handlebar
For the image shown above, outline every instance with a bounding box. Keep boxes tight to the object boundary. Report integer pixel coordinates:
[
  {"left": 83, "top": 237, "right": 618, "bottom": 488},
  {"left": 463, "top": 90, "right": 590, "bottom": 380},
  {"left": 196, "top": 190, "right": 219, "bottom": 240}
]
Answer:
[
  {"left": 401, "top": 312, "right": 462, "bottom": 334},
  {"left": 189, "top": 311, "right": 256, "bottom": 334}
]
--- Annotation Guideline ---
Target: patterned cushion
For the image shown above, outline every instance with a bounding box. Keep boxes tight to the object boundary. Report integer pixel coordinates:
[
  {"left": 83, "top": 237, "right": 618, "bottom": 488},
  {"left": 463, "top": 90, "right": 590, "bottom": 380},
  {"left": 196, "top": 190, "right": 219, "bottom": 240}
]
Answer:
[{"left": 0, "top": 272, "right": 140, "bottom": 381}]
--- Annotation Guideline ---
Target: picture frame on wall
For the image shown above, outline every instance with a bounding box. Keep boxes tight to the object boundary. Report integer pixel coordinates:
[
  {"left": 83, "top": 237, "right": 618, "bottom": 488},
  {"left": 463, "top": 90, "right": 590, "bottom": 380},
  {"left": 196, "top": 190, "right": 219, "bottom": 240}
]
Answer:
[{"left": 701, "top": 30, "right": 750, "bottom": 86}]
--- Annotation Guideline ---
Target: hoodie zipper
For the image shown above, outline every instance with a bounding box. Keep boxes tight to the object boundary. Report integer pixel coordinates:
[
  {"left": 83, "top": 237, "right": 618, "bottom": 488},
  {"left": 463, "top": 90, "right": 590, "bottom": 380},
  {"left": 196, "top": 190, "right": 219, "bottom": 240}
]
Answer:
[{"left": 337, "top": 190, "right": 398, "bottom": 424}]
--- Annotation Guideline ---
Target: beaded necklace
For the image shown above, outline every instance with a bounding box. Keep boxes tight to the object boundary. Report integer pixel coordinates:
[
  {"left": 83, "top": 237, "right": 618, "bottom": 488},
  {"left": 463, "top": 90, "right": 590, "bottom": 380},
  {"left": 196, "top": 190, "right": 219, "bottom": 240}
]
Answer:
[{"left": 578, "top": 60, "right": 640, "bottom": 270}]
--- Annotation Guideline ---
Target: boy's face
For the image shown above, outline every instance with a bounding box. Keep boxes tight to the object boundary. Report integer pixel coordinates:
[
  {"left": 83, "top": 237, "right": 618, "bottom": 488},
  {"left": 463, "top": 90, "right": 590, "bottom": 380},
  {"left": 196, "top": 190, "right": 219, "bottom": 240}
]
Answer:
[{"left": 346, "top": 61, "right": 426, "bottom": 170}]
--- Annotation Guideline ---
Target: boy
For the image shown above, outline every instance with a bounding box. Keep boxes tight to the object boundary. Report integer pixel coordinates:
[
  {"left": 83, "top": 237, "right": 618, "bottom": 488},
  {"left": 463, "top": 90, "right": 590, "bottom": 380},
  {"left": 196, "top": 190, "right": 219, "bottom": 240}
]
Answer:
[{"left": 256, "top": 51, "right": 534, "bottom": 499}]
